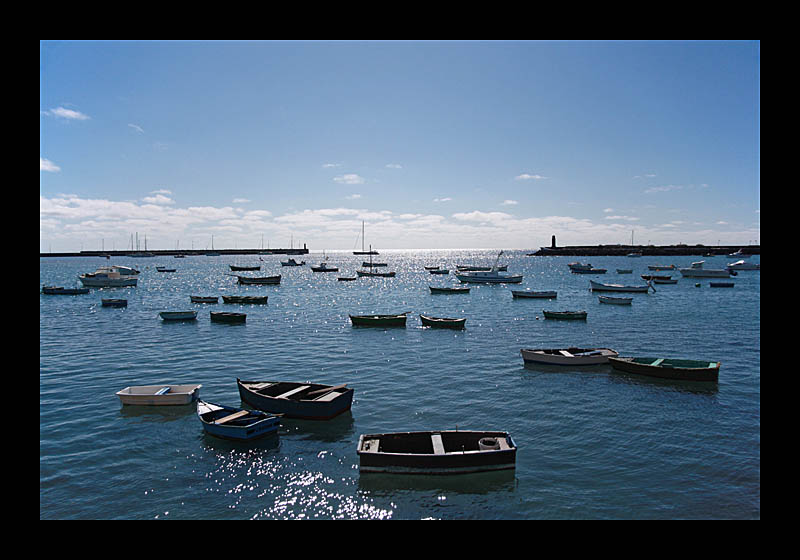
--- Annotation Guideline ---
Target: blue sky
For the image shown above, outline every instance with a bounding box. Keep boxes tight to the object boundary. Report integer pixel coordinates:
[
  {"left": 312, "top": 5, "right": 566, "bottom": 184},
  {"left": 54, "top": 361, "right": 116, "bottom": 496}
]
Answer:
[{"left": 40, "top": 40, "right": 760, "bottom": 252}]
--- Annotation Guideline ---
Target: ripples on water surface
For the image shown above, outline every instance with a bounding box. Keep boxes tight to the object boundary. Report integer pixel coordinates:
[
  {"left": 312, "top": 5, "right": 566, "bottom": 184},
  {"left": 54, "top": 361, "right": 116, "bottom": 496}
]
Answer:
[{"left": 40, "top": 251, "right": 760, "bottom": 519}]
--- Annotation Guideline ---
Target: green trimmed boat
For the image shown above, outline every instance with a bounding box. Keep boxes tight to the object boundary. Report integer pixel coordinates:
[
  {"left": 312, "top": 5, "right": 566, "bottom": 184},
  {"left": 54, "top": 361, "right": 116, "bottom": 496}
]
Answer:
[
  {"left": 419, "top": 314, "right": 466, "bottom": 329},
  {"left": 543, "top": 310, "right": 587, "bottom": 320},
  {"left": 349, "top": 313, "right": 408, "bottom": 327},
  {"left": 608, "top": 356, "right": 720, "bottom": 382}
]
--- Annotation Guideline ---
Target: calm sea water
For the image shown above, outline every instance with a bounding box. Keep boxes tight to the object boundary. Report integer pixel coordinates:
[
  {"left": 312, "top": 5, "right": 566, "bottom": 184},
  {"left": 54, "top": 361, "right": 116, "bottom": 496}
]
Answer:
[{"left": 39, "top": 250, "right": 760, "bottom": 519}]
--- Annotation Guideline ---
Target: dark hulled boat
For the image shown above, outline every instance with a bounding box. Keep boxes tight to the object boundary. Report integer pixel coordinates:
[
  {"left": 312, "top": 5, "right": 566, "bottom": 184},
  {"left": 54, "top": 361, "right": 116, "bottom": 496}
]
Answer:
[
  {"left": 237, "top": 379, "right": 353, "bottom": 420},
  {"left": 357, "top": 430, "right": 517, "bottom": 475},
  {"left": 608, "top": 356, "right": 720, "bottom": 382}
]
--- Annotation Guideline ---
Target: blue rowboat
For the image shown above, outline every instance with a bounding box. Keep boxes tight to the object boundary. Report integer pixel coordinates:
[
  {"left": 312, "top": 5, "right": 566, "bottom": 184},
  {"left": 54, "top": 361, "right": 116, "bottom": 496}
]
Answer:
[
  {"left": 197, "top": 400, "right": 280, "bottom": 441},
  {"left": 237, "top": 379, "right": 353, "bottom": 420}
]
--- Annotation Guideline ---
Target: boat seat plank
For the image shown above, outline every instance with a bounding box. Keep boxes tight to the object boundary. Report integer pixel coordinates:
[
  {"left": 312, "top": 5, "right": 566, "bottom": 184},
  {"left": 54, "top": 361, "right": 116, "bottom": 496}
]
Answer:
[
  {"left": 275, "top": 385, "right": 311, "bottom": 399},
  {"left": 431, "top": 433, "right": 446, "bottom": 455},
  {"left": 214, "top": 410, "right": 250, "bottom": 425},
  {"left": 497, "top": 437, "right": 511, "bottom": 450},
  {"left": 249, "top": 382, "right": 274, "bottom": 390},
  {"left": 559, "top": 350, "right": 575, "bottom": 358},
  {"left": 154, "top": 387, "right": 171, "bottom": 395},
  {"left": 313, "top": 391, "right": 341, "bottom": 402},
  {"left": 650, "top": 358, "right": 665, "bottom": 366}
]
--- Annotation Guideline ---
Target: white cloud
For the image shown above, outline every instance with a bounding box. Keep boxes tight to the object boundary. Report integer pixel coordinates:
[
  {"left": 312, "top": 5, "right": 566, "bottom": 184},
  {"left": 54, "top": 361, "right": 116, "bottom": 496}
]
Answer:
[
  {"left": 501, "top": 200, "right": 518, "bottom": 206},
  {"left": 644, "top": 185, "right": 683, "bottom": 194},
  {"left": 43, "top": 106, "right": 90, "bottom": 120},
  {"left": 128, "top": 123, "right": 144, "bottom": 133},
  {"left": 385, "top": 163, "right": 402, "bottom": 169},
  {"left": 603, "top": 208, "right": 614, "bottom": 213},
  {"left": 322, "top": 163, "right": 342, "bottom": 168},
  {"left": 433, "top": 197, "right": 452, "bottom": 202},
  {"left": 633, "top": 173, "right": 657, "bottom": 179},
  {"left": 141, "top": 194, "right": 174, "bottom": 205},
  {"left": 345, "top": 194, "right": 362, "bottom": 200},
  {"left": 40, "top": 157, "right": 60, "bottom": 172},
  {"left": 334, "top": 174, "right": 365, "bottom": 185},
  {"left": 604, "top": 215, "right": 640, "bottom": 221},
  {"left": 515, "top": 173, "right": 548, "bottom": 181},
  {"left": 151, "top": 189, "right": 172, "bottom": 195},
  {"left": 233, "top": 198, "right": 251, "bottom": 203}
]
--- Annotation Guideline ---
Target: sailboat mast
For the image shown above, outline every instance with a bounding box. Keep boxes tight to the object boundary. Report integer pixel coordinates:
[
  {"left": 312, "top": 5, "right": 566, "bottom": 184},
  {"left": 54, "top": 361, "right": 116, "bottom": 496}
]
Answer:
[{"left": 362, "top": 221, "right": 365, "bottom": 252}]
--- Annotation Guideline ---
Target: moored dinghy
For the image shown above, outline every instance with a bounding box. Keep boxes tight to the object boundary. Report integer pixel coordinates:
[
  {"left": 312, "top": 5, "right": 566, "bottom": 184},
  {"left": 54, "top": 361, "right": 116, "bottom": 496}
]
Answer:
[
  {"left": 190, "top": 295, "right": 219, "bottom": 303},
  {"left": 159, "top": 310, "right": 198, "bottom": 321},
  {"left": 210, "top": 311, "right": 246, "bottom": 323},
  {"left": 197, "top": 400, "right": 281, "bottom": 441},
  {"left": 543, "top": 310, "right": 587, "bottom": 320},
  {"left": 598, "top": 295, "right": 633, "bottom": 305},
  {"left": 222, "top": 295, "right": 267, "bottom": 304},
  {"left": 608, "top": 356, "right": 721, "bottom": 382},
  {"left": 237, "top": 379, "right": 354, "bottom": 420},
  {"left": 419, "top": 314, "right": 466, "bottom": 329},
  {"left": 116, "top": 384, "right": 202, "bottom": 406},
  {"left": 236, "top": 274, "right": 281, "bottom": 285},
  {"left": 429, "top": 286, "right": 469, "bottom": 294},
  {"left": 357, "top": 430, "right": 517, "bottom": 474},
  {"left": 520, "top": 347, "right": 618, "bottom": 366},
  {"left": 349, "top": 312, "right": 408, "bottom": 327},
  {"left": 101, "top": 298, "right": 128, "bottom": 307},
  {"left": 512, "top": 290, "right": 557, "bottom": 298},
  {"left": 42, "top": 285, "right": 90, "bottom": 295},
  {"left": 590, "top": 280, "right": 652, "bottom": 293}
]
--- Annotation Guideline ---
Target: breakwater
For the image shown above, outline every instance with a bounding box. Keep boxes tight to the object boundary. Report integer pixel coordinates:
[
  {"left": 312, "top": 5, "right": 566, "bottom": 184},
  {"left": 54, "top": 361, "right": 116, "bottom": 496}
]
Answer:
[
  {"left": 39, "top": 247, "right": 309, "bottom": 258},
  {"left": 529, "top": 245, "right": 760, "bottom": 257}
]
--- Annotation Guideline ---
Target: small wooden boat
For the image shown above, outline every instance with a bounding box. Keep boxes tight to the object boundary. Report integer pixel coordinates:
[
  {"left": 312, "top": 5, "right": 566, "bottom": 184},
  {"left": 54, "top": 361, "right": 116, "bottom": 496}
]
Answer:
[
  {"left": 311, "top": 262, "right": 339, "bottom": 272},
  {"left": 590, "top": 280, "right": 651, "bottom": 293},
  {"left": 116, "top": 384, "right": 202, "bottom": 406},
  {"left": 222, "top": 295, "right": 267, "bottom": 304},
  {"left": 42, "top": 285, "right": 90, "bottom": 295},
  {"left": 197, "top": 400, "right": 280, "bottom": 441},
  {"left": 710, "top": 282, "right": 735, "bottom": 288},
  {"left": 350, "top": 313, "right": 408, "bottom": 327},
  {"left": 423, "top": 266, "right": 440, "bottom": 270},
  {"left": 570, "top": 267, "right": 607, "bottom": 274},
  {"left": 338, "top": 276, "right": 357, "bottom": 281},
  {"left": 156, "top": 267, "right": 176, "bottom": 272},
  {"left": 230, "top": 264, "right": 261, "bottom": 271},
  {"left": 362, "top": 261, "right": 388, "bottom": 267},
  {"left": 237, "top": 379, "right": 354, "bottom": 420},
  {"left": 568, "top": 262, "right": 593, "bottom": 271},
  {"left": 616, "top": 269, "right": 633, "bottom": 274},
  {"left": 210, "top": 311, "right": 246, "bottom": 323},
  {"left": 429, "top": 269, "right": 450, "bottom": 274},
  {"left": 236, "top": 275, "right": 281, "bottom": 285},
  {"left": 357, "top": 269, "right": 396, "bottom": 277},
  {"left": 420, "top": 314, "right": 466, "bottom": 329},
  {"left": 280, "top": 259, "right": 305, "bottom": 267},
  {"left": 648, "top": 264, "right": 676, "bottom": 271},
  {"left": 357, "top": 430, "right": 517, "bottom": 475},
  {"left": 190, "top": 295, "right": 219, "bottom": 303},
  {"left": 429, "top": 286, "right": 469, "bottom": 294},
  {"left": 520, "top": 347, "right": 618, "bottom": 366},
  {"left": 608, "top": 356, "right": 720, "bottom": 382},
  {"left": 641, "top": 274, "right": 671, "bottom": 281},
  {"left": 101, "top": 298, "right": 128, "bottom": 307},
  {"left": 653, "top": 278, "right": 678, "bottom": 284},
  {"left": 542, "top": 310, "right": 587, "bottom": 320},
  {"left": 511, "top": 290, "right": 557, "bottom": 299},
  {"left": 598, "top": 295, "right": 632, "bottom": 305},
  {"left": 456, "top": 265, "right": 508, "bottom": 271},
  {"left": 159, "top": 311, "right": 198, "bottom": 321}
]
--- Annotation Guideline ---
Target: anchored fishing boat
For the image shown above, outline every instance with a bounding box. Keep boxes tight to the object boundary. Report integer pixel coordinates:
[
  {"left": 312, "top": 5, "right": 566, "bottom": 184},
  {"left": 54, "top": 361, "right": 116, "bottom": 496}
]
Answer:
[
  {"left": 678, "top": 261, "right": 732, "bottom": 278},
  {"left": 590, "top": 280, "right": 652, "bottom": 293},
  {"left": 190, "top": 295, "right": 219, "bottom": 303},
  {"left": 78, "top": 266, "right": 139, "bottom": 288},
  {"left": 419, "top": 315, "right": 466, "bottom": 329},
  {"left": 511, "top": 290, "right": 557, "bottom": 299},
  {"left": 236, "top": 275, "right": 281, "bottom": 285},
  {"left": 210, "top": 311, "right": 246, "bottom": 323},
  {"left": 542, "top": 310, "right": 587, "bottom": 320},
  {"left": 101, "top": 298, "right": 128, "bottom": 307},
  {"left": 222, "top": 295, "right": 267, "bottom": 304},
  {"left": 429, "top": 269, "right": 450, "bottom": 274},
  {"left": 116, "top": 384, "right": 202, "bottom": 406},
  {"left": 156, "top": 267, "right": 176, "bottom": 272},
  {"left": 598, "top": 295, "right": 633, "bottom": 305},
  {"left": 159, "top": 311, "right": 198, "bottom": 321},
  {"left": 357, "top": 430, "right": 517, "bottom": 475},
  {"left": 197, "top": 400, "right": 281, "bottom": 441},
  {"left": 349, "top": 313, "right": 408, "bottom": 327},
  {"left": 237, "top": 379, "right": 354, "bottom": 420},
  {"left": 429, "top": 286, "right": 470, "bottom": 294},
  {"left": 455, "top": 251, "right": 522, "bottom": 283},
  {"left": 608, "top": 356, "right": 721, "bottom": 382},
  {"left": 230, "top": 264, "right": 261, "bottom": 271},
  {"left": 280, "top": 258, "right": 305, "bottom": 266},
  {"left": 42, "top": 286, "right": 90, "bottom": 295},
  {"left": 520, "top": 347, "right": 618, "bottom": 366}
]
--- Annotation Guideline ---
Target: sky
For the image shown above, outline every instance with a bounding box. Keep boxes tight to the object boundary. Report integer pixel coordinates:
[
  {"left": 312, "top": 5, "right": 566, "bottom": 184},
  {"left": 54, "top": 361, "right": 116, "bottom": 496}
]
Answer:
[{"left": 40, "top": 40, "right": 760, "bottom": 253}]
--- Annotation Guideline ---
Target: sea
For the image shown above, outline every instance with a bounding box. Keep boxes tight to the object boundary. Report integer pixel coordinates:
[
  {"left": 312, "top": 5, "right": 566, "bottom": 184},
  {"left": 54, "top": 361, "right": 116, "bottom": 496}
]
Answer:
[{"left": 39, "top": 250, "right": 760, "bottom": 519}]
